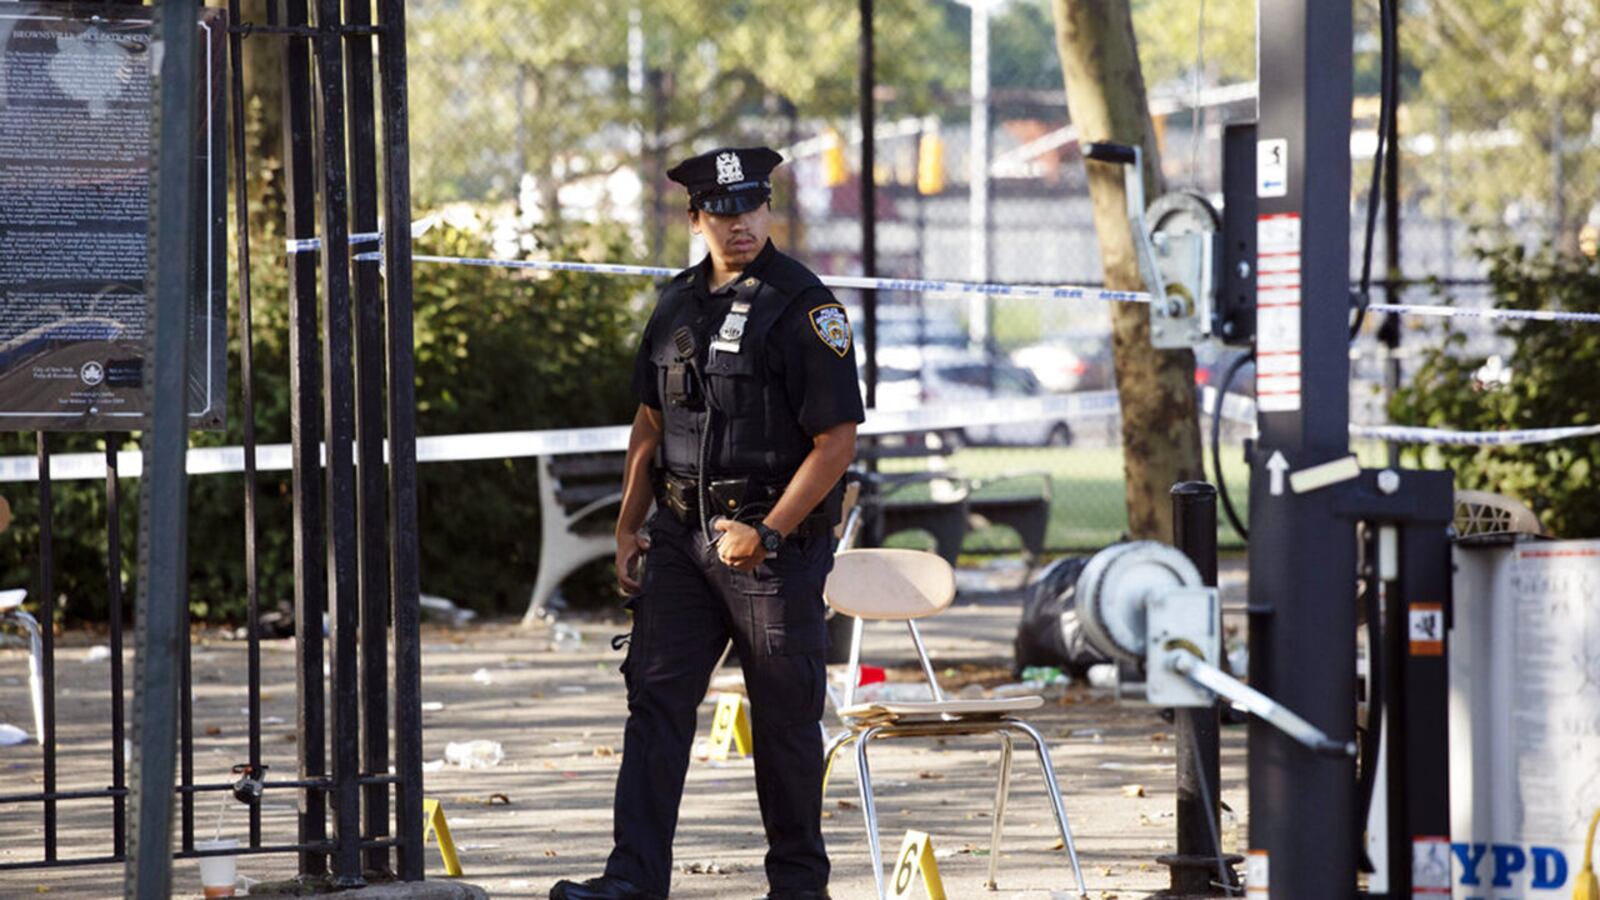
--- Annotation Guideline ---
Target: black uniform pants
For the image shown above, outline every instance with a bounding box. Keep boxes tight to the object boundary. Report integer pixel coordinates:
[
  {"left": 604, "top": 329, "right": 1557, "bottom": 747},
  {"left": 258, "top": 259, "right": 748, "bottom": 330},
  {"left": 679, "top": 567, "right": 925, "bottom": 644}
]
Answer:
[{"left": 603, "top": 508, "right": 834, "bottom": 896}]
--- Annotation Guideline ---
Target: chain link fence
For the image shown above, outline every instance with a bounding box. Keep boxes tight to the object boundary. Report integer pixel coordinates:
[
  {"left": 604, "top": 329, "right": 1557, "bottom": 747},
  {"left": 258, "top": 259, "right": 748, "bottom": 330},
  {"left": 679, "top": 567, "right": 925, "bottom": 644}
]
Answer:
[{"left": 403, "top": 0, "right": 1522, "bottom": 559}]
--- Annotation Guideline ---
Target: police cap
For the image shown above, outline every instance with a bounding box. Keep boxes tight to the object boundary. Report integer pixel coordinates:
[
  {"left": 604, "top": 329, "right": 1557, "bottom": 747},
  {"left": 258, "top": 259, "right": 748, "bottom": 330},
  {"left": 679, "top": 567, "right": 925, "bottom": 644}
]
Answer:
[{"left": 667, "top": 146, "right": 782, "bottom": 215}]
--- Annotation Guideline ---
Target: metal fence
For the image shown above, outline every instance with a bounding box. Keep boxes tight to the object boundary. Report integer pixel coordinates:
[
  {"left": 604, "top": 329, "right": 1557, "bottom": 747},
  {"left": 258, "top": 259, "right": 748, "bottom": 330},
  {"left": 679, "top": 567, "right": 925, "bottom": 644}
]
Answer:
[
  {"left": 399, "top": 0, "right": 1512, "bottom": 556},
  {"left": 0, "top": 0, "right": 423, "bottom": 888}
]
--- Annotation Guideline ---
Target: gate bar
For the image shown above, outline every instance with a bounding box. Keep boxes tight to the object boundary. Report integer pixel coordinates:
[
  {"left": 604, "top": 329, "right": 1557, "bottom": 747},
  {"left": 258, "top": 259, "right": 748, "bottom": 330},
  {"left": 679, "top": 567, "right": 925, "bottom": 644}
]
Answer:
[
  {"left": 376, "top": 0, "right": 426, "bottom": 877},
  {"left": 107, "top": 437, "right": 128, "bottom": 859},
  {"left": 36, "top": 434, "right": 56, "bottom": 861},
  {"left": 309, "top": 0, "right": 365, "bottom": 883},
  {"left": 277, "top": 0, "right": 330, "bottom": 877},
  {"left": 342, "top": 0, "right": 395, "bottom": 876},
  {"left": 225, "top": 0, "right": 267, "bottom": 850}
]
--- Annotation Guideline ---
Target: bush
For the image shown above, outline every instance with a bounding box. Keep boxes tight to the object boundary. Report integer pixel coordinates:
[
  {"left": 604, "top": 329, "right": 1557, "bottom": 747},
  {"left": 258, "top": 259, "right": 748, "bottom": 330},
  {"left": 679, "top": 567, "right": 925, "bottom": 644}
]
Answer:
[
  {"left": 0, "top": 215, "right": 645, "bottom": 624},
  {"left": 1389, "top": 245, "right": 1600, "bottom": 537}
]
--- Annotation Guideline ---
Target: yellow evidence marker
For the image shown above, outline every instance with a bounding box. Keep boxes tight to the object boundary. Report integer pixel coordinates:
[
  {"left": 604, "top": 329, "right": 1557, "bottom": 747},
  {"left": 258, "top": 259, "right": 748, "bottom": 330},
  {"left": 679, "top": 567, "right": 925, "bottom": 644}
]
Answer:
[
  {"left": 1575, "top": 806, "right": 1600, "bottom": 900},
  {"left": 890, "top": 829, "right": 946, "bottom": 900},
  {"left": 707, "top": 692, "right": 753, "bottom": 762},
  {"left": 422, "top": 798, "right": 463, "bottom": 877}
]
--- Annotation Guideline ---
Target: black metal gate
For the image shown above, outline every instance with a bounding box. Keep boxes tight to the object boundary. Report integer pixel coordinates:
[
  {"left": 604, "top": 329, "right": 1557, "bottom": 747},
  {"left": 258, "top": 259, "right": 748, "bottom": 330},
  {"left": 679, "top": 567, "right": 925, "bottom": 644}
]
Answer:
[{"left": 0, "top": 0, "right": 425, "bottom": 890}]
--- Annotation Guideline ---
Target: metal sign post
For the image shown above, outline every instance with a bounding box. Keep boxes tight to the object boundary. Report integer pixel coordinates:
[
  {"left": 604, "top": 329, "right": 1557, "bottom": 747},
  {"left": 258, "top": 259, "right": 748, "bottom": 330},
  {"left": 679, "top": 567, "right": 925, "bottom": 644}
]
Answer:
[
  {"left": 126, "top": 0, "right": 199, "bottom": 895},
  {"left": 1246, "top": 0, "right": 1358, "bottom": 897}
]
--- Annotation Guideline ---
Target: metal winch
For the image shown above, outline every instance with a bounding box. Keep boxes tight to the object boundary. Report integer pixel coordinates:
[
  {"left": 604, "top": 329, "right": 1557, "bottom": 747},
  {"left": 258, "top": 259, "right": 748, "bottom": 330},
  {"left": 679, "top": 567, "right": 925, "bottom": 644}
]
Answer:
[{"left": 1075, "top": 541, "right": 1355, "bottom": 758}]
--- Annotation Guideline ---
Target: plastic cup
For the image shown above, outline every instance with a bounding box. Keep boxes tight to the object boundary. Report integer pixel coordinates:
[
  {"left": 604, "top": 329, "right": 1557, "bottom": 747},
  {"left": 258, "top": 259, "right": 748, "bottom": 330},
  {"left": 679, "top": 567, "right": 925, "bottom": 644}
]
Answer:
[{"left": 195, "top": 838, "right": 238, "bottom": 898}]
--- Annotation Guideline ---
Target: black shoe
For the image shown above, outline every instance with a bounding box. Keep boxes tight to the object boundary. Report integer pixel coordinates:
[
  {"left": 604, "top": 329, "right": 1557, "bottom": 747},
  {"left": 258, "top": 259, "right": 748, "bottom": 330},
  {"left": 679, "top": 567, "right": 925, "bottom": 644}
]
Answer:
[
  {"left": 757, "top": 890, "right": 831, "bottom": 900},
  {"left": 549, "top": 874, "right": 664, "bottom": 900}
]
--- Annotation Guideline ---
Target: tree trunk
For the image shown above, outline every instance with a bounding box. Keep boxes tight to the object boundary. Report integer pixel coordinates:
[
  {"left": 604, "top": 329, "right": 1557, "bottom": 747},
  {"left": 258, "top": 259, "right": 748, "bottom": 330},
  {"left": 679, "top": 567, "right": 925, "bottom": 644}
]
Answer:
[{"left": 1051, "top": 0, "right": 1203, "bottom": 541}]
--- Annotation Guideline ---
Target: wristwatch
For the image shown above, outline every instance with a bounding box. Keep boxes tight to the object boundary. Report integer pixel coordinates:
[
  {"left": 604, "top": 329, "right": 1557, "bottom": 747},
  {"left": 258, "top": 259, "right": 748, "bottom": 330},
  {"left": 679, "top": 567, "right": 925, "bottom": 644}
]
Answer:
[{"left": 755, "top": 522, "right": 784, "bottom": 553}]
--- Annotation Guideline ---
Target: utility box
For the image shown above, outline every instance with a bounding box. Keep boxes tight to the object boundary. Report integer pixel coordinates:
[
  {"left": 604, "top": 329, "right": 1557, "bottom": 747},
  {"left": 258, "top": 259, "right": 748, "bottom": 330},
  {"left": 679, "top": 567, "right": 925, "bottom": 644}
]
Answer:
[{"left": 1450, "top": 538, "right": 1600, "bottom": 898}]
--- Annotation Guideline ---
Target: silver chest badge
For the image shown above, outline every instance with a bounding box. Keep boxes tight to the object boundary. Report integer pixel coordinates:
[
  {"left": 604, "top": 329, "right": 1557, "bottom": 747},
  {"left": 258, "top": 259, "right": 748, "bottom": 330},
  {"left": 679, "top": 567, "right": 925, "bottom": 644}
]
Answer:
[{"left": 711, "top": 300, "right": 753, "bottom": 354}]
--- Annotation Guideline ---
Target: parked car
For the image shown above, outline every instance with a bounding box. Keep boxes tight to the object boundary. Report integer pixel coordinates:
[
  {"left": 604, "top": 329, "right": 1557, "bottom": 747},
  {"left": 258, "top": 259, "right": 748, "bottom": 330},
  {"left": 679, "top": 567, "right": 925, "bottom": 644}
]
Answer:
[
  {"left": 1010, "top": 331, "right": 1114, "bottom": 393},
  {"left": 845, "top": 303, "right": 971, "bottom": 369},
  {"left": 1194, "top": 345, "right": 1256, "bottom": 395},
  {"left": 866, "top": 350, "right": 1073, "bottom": 447}
]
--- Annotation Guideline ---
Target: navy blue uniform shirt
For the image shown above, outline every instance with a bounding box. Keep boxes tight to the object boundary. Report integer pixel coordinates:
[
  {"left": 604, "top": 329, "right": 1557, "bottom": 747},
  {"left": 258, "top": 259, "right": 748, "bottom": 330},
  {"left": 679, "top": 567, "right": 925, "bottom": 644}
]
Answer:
[{"left": 631, "top": 241, "right": 865, "bottom": 437}]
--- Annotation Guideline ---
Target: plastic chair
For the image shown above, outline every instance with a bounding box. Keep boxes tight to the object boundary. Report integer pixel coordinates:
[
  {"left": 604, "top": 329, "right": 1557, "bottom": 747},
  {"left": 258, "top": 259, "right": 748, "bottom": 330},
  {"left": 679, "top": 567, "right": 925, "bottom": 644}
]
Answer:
[
  {"left": 821, "top": 548, "right": 1089, "bottom": 898},
  {"left": 0, "top": 589, "right": 45, "bottom": 746}
]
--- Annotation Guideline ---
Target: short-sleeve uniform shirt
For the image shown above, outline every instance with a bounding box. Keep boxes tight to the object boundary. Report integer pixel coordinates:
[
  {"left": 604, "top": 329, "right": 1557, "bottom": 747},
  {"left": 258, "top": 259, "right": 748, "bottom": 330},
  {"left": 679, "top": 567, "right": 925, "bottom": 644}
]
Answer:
[{"left": 631, "top": 241, "right": 865, "bottom": 439}]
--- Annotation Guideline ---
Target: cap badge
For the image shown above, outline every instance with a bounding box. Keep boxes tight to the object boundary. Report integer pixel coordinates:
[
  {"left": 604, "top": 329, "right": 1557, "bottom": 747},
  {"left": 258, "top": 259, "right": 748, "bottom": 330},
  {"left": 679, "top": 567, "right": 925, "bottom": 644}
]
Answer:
[{"left": 715, "top": 151, "right": 744, "bottom": 185}]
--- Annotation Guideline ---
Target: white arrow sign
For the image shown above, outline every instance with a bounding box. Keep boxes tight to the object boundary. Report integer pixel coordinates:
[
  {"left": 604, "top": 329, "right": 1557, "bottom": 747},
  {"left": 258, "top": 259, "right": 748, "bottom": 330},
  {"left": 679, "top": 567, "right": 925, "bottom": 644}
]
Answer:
[{"left": 1267, "top": 451, "right": 1290, "bottom": 496}]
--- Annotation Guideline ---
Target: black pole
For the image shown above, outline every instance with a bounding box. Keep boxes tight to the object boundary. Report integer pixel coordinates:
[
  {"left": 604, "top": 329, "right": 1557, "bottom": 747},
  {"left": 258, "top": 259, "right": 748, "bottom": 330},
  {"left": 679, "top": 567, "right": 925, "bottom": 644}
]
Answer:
[
  {"left": 126, "top": 0, "right": 198, "bottom": 890},
  {"left": 343, "top": 0, "right": 394, "bottom": 877},
  {"left": 224, "top": 0, "right": 265, "bottom": 850},
  {"left": 375, "top": 0, "right": 426, "bottom": 878},
  {"left": 858, "top": 0, "right": 877, "bottom": 410},
  {"left": 1159, "top": 482, "right": 1237, "bottom": 896},
  {"left": 36, "top": 434, "right": 56, "bottom": 862},
  {"left": 1250, "top": 0, "right": 1357, "bottom": 897},
  {"left": 278, "top": 0, "right": 329, "bottom": 877}
]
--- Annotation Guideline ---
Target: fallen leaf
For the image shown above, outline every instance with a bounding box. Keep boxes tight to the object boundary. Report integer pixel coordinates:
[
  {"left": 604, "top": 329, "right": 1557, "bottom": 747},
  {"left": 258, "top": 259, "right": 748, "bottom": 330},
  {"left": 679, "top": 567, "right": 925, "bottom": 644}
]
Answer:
[
  {"left": 593, "top": 746, "right": 615, "bottom": 758},
  {"left": 917, "top": 771, "right": 944, "bottom": 781},
  {"left": 836, "top": 799, "right": 856, "bottom": 810},
  {"left": 205, "top": 726, "right": 223, "bottom": 737},
  {"left": 544, "top": 849, "right": 558, "bottom": 857}
]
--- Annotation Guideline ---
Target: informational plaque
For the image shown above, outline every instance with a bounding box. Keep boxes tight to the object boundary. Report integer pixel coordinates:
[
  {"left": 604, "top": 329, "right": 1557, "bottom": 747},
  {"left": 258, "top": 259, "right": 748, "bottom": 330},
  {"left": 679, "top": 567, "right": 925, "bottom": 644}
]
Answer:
[{"left": 0, "top": 4, "right": 226, "bottom": 431}]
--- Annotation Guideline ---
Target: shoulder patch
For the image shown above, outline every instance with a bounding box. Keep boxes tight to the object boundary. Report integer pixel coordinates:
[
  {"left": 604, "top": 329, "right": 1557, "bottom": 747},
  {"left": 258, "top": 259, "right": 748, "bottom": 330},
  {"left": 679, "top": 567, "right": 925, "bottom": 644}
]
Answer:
[{"left": 808, "top": 303, "right": 852, "bottom": 357}]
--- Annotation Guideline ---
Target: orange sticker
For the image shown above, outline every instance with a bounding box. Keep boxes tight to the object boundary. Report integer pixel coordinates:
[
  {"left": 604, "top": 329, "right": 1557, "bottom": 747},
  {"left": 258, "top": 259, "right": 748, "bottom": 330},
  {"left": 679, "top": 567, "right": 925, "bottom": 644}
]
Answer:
[{"left": 1409, "top": 604, "right": 1444, "bottom": 656}]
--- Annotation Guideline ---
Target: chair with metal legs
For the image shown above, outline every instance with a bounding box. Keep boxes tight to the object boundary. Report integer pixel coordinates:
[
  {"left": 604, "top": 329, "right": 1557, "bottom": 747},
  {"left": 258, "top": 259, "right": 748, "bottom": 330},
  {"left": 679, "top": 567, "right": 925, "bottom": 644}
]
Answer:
[
  {"left": 821, "top": 548, "right": 1090, "bottom": 899},
  {"left": 0, "top": 589, "right": 45, "bottom": 746}
]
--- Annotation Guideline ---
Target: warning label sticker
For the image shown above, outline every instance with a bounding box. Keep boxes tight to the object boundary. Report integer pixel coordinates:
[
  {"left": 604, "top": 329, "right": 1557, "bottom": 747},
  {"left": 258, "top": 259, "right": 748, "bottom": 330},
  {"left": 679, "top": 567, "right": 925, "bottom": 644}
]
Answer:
[
  {"left": 1412, "top": 835, "right": 1452, "bottom": 893},
  {"left": 1256, "top": 213, "right": 1302, "bottom": 413},
  {"left": 1258, "top": 138, "right": 1288, "bottom": 197},
  {"left": 1409, "top": 604, "right": 1444, "bottom": 656},
  {"left": 1246, "top": 850, "right": 1269, "bottom": 895}
]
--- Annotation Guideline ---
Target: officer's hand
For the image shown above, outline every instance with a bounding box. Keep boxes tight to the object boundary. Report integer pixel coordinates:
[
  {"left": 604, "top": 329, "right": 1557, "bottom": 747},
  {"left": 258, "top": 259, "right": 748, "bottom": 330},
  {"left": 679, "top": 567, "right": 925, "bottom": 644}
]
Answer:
[
  {"left": 714, "top": 519, "right": 766, "bottom": 571},
  {"left": 615, "top": 530, "right": 651, "bottom": 594}
]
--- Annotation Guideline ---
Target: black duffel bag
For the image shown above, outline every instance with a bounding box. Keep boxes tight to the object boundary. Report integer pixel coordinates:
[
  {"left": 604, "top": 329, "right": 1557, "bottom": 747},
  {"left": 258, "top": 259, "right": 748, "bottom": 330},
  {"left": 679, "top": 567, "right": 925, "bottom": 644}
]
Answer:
[{"left": 1013, "top": 555, "right": 1110, "bottom": 678}]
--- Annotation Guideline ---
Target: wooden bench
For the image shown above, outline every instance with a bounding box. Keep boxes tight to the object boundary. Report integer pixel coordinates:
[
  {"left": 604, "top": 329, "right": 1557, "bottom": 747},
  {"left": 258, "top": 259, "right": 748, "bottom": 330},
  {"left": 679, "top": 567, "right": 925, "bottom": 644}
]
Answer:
[
  {"left": 966, "top": 472, "right": 1054, "bottom": 560},
  {"left": 519, "top": 438, "right": 1056, "bottom": 626},
  {"left": 857, "top": 437, "right": 1054, "bottom": 565},
  {"left": 521, "top": 451, "right": 626, "bottom": 626}
]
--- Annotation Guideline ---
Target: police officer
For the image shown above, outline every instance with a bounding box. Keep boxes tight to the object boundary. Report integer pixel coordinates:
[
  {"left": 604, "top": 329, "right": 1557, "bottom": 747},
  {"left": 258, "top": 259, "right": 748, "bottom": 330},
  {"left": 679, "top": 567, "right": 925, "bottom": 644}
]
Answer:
[{"left": 550, "top": 147, "right": 863, "bottom": 900}]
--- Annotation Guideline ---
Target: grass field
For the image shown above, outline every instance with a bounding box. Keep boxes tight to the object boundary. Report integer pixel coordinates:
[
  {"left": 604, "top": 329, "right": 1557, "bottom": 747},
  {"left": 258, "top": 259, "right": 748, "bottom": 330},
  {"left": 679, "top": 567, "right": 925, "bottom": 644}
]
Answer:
[{"left": 880, "top": 444, "right": 1252, "bottom": 555}]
